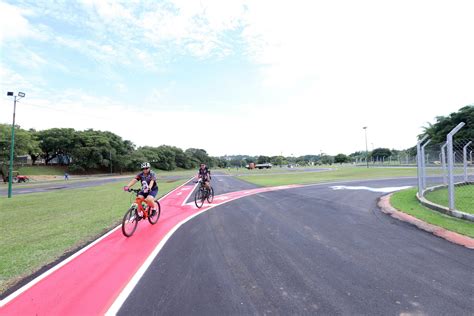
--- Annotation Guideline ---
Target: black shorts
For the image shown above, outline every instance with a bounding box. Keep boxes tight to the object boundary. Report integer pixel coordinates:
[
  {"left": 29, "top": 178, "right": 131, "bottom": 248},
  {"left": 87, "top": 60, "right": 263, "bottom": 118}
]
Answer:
[{"left": 139, "top": 187, "right": 158, "bottom": 198}]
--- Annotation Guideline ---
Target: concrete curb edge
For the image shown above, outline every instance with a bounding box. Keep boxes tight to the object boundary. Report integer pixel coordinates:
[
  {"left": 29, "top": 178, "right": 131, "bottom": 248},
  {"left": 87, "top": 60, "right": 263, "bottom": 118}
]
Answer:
[{"left": 378, "top": 194, "right": 474, "bottom": 250}]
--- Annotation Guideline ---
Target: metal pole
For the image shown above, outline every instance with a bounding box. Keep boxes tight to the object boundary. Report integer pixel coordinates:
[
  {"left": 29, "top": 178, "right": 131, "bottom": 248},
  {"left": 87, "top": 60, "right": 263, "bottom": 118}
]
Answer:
[
  {"left": 416, "top": 135, "right": 429, "bottom": 197},
  {"left": 441, "top": 143, "right": 447, "bottom": 185},
  {"left": 447, "top": 122, "right": 465, "bottom": 210},
  {"left": 421, "top": 139, "right": 431, "bottom": 190},
  {"left": 110, "top": 150, "right": 113, "bottom": 174},
  {"left": 363, "top": 127, "right": 369, "bottom": 168},
  {"left": 8, "top": 96, "right": 17, "bottom": 198},
  {"left": 463, "top": 141, "right": 472, "bottom": 182}
]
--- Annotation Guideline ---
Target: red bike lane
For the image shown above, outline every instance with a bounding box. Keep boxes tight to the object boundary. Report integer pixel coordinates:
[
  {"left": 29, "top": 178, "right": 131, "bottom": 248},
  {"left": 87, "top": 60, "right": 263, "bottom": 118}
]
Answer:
[{"left": 0, "top": 182, "right": 302, "bottom": 315}]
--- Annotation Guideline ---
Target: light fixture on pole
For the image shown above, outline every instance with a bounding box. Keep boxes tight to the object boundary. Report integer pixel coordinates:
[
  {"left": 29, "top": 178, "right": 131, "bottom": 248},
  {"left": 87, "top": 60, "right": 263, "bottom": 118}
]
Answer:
[
  {"left": 6, "top": 91, "right": 26, "bottom": 198},
  {"left": 363, "top": 126, "right": 369, "bottom": 168}
]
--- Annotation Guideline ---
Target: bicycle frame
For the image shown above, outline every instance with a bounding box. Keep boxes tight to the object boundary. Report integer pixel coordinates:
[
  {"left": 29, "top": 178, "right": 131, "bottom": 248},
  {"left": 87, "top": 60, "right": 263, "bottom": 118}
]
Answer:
[{"left": 129, "top": 189, "right": 151, "bottom": 218}]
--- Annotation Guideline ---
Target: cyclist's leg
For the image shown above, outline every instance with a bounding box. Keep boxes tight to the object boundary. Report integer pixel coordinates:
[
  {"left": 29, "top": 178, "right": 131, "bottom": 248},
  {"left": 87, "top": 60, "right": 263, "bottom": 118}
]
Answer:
[
  {"left": 136, "top": 195, "right": 146, "bottom": 211},
  {"left": 145, "top": 188, "right": 158, "bottom": 209}
]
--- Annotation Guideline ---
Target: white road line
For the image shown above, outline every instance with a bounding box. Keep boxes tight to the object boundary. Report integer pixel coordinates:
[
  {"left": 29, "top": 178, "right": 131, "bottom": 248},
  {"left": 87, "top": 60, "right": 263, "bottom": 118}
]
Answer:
[
  {"left": 181, "top": 182, "right": 199, "bottom": 206},
  {"left": 330, "top": 185, "right": 413, "bottom": 193}
]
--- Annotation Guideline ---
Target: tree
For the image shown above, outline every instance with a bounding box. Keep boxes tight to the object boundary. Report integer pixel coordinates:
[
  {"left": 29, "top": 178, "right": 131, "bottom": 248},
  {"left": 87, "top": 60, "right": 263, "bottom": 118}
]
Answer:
[
  {"left": 270, "top": 155, "right": 286, "bottom": 166},
  {"left": 371, "top": 148, "right": 392, "bottom": 161},
  {"left": 0, "top": 124, "right": 41, "bottom": 163},
  {"left": 37, "top": 128, "right": 76, "bottom": 165},
  {"left": 334, "top": 154, "right": 350, "bottom": 164},
  {"left": 321, "top": 155, "right": 334, "bottom": 165},
  {"left": 185, "top": 148, "right": 212, "bottom": 167},
  {"left": 421, "top": 105, "right": 473, "bottom": 143},
  {"left": 257, "top": 155, "right": 271, "bottom": 164}
]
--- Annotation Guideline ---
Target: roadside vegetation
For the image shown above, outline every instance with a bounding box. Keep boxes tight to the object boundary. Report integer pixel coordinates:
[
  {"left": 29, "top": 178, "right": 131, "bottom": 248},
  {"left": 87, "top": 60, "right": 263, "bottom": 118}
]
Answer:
[
  {"left": 424, "top": 185, "right": 474, "bottom": 215},
  {"left": 0, "top": 178, "right": 187, "bottom": 295},
  {"left": 390, "top": 188, "right": 474, "bottom": 238},
  {"left": 232, "top": 166, "right": 417, "bottom": 186}
]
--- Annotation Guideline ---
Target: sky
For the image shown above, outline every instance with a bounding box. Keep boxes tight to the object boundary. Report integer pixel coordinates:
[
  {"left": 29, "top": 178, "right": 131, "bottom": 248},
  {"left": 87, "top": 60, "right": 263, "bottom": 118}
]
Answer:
[{"left": 1, "top": 0, "right": 473, "bottom": 157}]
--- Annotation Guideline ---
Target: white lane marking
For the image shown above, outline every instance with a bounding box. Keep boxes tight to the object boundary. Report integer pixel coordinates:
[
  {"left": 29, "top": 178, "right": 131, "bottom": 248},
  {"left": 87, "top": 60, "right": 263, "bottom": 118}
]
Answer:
[
  {"left": 181, "top": 182, "right": 199, "bottom": 206},
  {"left": 213, "top": 196, "right": 229, "bottom": 201},
  {"left": 176, "top": 192, "right": 182, "bottom": 196},
  {"left": 180, "top": 187, "right": 191, "bottom": 191},
  {"left": 0, "top": 177, "right": 194, "bottom": 308},
  {"left": 330, "top": 185, "right": 412, "bottom": 193}
]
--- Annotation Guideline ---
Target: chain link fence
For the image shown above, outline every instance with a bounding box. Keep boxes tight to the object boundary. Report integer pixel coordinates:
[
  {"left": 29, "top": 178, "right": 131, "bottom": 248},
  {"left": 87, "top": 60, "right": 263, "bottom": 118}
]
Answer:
[{"left": 417, "top": 122, "right": 473, "bottom": 220}]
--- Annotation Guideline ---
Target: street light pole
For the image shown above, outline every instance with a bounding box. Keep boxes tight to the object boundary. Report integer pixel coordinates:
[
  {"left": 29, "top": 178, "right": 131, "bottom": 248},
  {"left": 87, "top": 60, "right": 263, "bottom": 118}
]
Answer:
[
  {"left": 7, "top": 92, "right": 25, "bottom": 198},
  {"left": 363, "top": 127, "right": 369, "bottom": 168}
]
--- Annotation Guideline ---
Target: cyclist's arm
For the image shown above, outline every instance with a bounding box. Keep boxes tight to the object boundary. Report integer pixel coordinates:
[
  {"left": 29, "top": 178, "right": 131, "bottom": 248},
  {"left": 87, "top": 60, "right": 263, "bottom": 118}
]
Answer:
[
  {"left": 126, "top": 178, "right": 138, "bottom": 188},
  {"left": 149, "top": 180, "right": 155, "bottom": 189}
]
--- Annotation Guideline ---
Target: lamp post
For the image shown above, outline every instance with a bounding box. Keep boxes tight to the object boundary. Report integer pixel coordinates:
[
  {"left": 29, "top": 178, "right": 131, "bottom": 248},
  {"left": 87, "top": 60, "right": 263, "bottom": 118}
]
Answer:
[
  {"left": 363, "top": 126, "right": 369, "bottom": 168},
  {"left": 6, "top": 92, "right": 25, "bottom": 198}
]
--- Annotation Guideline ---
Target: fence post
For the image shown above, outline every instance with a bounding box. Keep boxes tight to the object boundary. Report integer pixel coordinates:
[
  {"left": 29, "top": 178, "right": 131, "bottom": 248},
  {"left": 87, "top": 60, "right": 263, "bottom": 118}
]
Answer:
[
  {"left": 421, "top": 139, "right": 431, "bottom": 191},
  {"left": 463, "top": 141, "right": 472, "bottom": 182},
  {"left": 441, "top": 142, "right": 447, "bottom": 185},
  {"left": 417, "top": 135, "right": 429, "bottom": 197},
  {"left": 447, "top": 122, "right": 465, "bottom": 210}
]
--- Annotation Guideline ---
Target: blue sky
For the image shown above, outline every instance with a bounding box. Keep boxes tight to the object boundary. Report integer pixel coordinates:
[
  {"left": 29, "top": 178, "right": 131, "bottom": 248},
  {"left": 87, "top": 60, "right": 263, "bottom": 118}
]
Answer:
[{"left": 1, "top": 0, "right": 474, "bottom": 156}]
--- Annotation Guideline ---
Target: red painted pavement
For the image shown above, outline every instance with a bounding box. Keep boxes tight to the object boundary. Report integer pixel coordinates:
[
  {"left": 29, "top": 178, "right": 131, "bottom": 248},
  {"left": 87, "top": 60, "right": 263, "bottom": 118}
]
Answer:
[{"left": 0, "top": 182, "right": 303, "bottom": 315}]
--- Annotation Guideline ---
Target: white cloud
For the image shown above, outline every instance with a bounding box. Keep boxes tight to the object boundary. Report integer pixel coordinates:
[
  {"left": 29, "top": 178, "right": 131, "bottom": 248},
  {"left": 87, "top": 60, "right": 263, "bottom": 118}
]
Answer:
[
  {"left": 0, "top": 1, "right": 34, "bottom": 44},
  {"left": 2, "top": 1, "right": 473, "bottom": 156}
]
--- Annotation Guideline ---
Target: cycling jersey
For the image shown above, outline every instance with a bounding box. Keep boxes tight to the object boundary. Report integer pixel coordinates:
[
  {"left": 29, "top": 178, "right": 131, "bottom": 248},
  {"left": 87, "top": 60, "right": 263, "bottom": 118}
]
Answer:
[
  {"left": 198, "top": 167, "right": 211, "bottom": 181},
  {"left": 135, "top": 171, "right": 158, "bottom": 190}
]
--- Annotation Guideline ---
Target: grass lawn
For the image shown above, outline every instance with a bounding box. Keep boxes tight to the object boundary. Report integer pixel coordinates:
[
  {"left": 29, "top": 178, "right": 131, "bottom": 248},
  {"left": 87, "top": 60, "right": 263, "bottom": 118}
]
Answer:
[
  {"left": 425, "top": 185, "right": 474, "bottom": 214},
  {"left": 0, "top": 178, "right": 188, "bottom": 295},
  {"left": 17, "top": 165, "right": 66, "bottom": 175},
  {"left": 390, "top": 188, "right": 474, "bottom": 238},
  {"left": 234, "top": 167, "right": 417, "bottom": 187}
]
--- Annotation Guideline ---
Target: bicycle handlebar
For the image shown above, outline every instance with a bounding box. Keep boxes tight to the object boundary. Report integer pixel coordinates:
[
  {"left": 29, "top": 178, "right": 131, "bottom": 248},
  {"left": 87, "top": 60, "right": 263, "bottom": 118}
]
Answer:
[{"left": 127, "top": 188, "right": 141, "bottom": 193}]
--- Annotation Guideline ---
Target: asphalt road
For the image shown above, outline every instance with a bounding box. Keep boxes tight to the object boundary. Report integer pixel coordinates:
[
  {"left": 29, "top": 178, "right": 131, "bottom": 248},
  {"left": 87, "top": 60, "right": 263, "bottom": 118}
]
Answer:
[{"left": 118, "top": 175, "right": 474, "bottom": 315}]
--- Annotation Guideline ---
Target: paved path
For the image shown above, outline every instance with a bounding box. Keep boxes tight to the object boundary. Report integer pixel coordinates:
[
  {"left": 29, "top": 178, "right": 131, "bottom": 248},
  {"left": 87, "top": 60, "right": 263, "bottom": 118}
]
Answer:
[
  {"left": 119, "top": 176, "right": 473, "bottom": 315},
  {"left": 1, "top": 175, "right": 473, "bottom": 315}
]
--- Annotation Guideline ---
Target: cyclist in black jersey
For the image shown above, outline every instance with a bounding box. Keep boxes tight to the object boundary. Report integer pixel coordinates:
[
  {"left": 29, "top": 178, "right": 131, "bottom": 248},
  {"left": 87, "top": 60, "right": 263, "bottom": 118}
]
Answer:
[{"left": 197, "top": 163, "right": 211, "bottom": 190}]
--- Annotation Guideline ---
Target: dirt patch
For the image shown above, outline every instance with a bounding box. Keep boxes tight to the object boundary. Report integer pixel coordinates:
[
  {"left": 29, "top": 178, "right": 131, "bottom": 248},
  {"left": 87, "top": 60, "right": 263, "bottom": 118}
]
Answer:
[{"left": 29, "top": 175, "right": 61, "bottom": 181}]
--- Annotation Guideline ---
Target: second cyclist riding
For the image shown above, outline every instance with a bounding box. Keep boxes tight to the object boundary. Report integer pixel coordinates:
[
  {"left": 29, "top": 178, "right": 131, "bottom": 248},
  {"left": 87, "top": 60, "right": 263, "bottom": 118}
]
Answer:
[{"left": 194, "top": 179, "right": 214, "bottom": 208}]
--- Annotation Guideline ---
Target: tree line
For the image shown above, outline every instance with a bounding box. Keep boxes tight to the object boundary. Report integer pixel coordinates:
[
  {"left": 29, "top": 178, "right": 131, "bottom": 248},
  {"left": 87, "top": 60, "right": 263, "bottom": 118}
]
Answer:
[
  {"left": 1, "top": 105, "right": 471, "bottom": 173},
  {"left": 0, "top": 126, "right": 216, "bottom": 173}
]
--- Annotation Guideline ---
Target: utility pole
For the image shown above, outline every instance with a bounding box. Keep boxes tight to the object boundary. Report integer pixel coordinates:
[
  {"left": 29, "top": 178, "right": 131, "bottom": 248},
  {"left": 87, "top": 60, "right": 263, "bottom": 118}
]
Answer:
[
  {"left": 363, "top": 126, "right": 369, "bottom": 168},
  {"left": 6, "top": 92, "right": 25, "bottom": 198}
]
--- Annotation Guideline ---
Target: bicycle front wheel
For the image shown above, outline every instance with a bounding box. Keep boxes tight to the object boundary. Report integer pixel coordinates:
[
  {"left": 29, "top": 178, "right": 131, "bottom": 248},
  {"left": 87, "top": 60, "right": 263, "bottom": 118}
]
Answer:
[
  {"left": 207, "top": 187, "right": 214, "bottom": 203},
  {"left": 122, "top": 207, "right": 138, "bottom": 237},
  {"left": 148, "top": 200, "right": 161, "bottom": 224},
  {"left": 194, "top": 188, "right": 204, "bottom": 208}
]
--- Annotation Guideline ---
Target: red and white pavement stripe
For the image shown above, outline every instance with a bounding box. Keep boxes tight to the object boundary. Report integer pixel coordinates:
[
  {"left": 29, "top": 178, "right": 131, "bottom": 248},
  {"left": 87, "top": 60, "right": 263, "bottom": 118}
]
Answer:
[{"left": 0, "top": 182, "right": 303, "bottom": 315}]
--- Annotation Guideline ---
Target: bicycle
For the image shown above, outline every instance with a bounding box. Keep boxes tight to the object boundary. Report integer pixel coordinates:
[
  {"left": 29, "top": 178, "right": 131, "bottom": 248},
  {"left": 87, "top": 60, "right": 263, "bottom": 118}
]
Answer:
[
  {"left": 194, "top": 179, "right": 214, "bottom": 208},
  {"left": 122, "top": 188, "right": 161, "bottom": 237}
]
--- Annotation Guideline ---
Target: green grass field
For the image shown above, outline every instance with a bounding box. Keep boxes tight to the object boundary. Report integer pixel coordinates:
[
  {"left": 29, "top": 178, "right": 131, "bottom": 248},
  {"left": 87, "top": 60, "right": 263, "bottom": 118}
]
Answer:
[
  {"left": 17, "top": 165, "right": 67, "bottom": 175},
  {"left": 425, "top": 185, "right": 474, "bottom": 214},
  {"left": 0, "top": 178, "right": 187, "bottom": 294},
  {"left": 234, "top": 167, "right": 417, "bottom": 187},
  {"left": 390, "top": 188, "right": 474, "bottom": 238}
]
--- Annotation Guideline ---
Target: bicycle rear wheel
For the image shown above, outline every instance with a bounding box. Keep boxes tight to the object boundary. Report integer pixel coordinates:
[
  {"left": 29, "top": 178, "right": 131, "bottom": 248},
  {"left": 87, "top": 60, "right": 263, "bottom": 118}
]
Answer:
[
  {"left": 148, "top": 200, "right": 161, "bottom": 224},
  {"left": 207, "top": 187, "right": 214, "bottom": 203},
  {"left": 122, "top": 207, "right": 138, "bottom": 237},
  {"left": 194, "top": 188, "right": 204, "bottom": 208}
]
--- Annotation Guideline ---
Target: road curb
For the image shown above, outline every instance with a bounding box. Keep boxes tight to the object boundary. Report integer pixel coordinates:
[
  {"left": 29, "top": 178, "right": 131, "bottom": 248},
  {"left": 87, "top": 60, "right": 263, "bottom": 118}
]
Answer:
[{"left": 378, "top": 194, "right": 474, "bottom": 250}]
